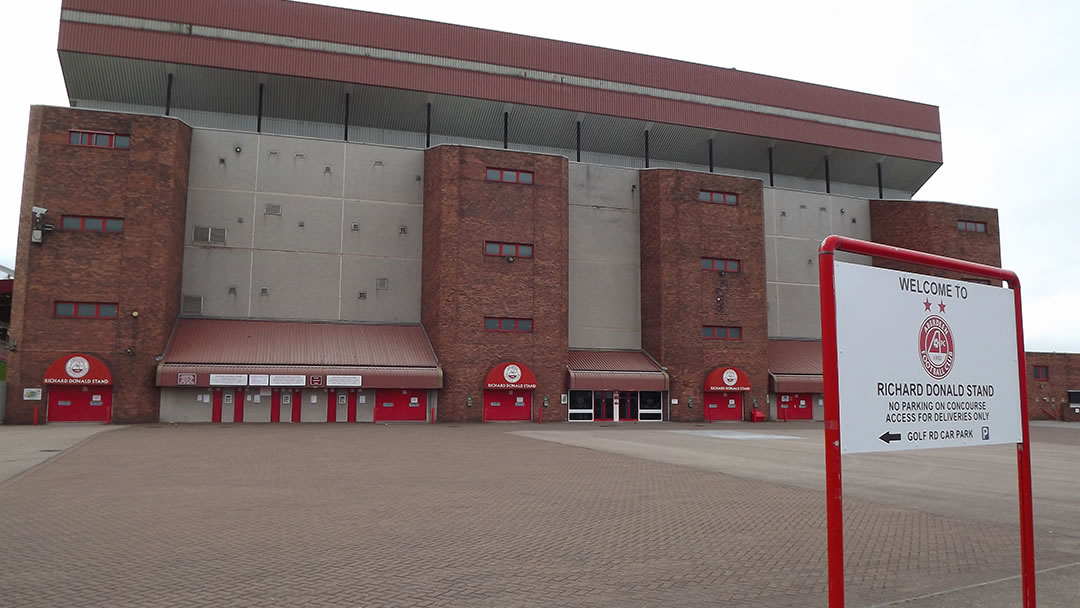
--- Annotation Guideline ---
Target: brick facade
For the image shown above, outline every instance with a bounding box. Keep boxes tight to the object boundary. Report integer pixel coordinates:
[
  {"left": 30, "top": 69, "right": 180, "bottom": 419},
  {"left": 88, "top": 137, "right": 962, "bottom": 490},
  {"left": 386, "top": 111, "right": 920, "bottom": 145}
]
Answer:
[
  {"left": 422, "top": 146, "right": 569, "bottom": 422},
  {"left": 869, "top": 200, "right": 1001, "bottom": 280},
  {"left": 4, "top": 107, "right": 191, "bottom": 424},
  {"left": 639, "top": 170, "right": 769, "bottom": 421},
  {"left": 1025, "top": 352, "right": 1080, "bottom": 422}
]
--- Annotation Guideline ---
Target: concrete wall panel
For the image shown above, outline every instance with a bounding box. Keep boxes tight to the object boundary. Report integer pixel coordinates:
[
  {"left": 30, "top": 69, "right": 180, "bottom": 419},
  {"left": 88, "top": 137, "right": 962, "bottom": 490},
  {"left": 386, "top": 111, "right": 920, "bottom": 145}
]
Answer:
[
  {"left": 342, "top": 200, "right": 423, "bottom": 260},
  {"left": 344, "top": 144, "right": 425, "bottom": 203},
  {"left": 249, "top": 251, "right": 341, "bottom": 320},
  {"left": 257, "top": 136, "right": 345, "bottom": 197},
  {"left": 159, "top": 388, "right": 213, "bottom": 422},
  {"left": 253, "top": 194, "right": 343, "bottom": 253},
  {"left": 188, "top": 130, "right": 258, "bottom": 191},
  {"left": 184, "top": 188, "right": 254, "bottom": 249},
  {"left": 339, "top": 256, "right": 422, "bottom": 323},
  {"left": 181, "top": 247, "right": 253, "bottom": 317},
  {"left": 775, "top": 283, "right": 822, "bottom": 339}
]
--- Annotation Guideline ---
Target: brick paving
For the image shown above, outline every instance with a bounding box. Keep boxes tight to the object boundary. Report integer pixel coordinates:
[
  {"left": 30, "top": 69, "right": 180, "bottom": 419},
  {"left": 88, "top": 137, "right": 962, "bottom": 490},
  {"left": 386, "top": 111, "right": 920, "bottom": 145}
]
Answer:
[{"left": 0, "top": 424, "right": 1073, "bottom": 607}]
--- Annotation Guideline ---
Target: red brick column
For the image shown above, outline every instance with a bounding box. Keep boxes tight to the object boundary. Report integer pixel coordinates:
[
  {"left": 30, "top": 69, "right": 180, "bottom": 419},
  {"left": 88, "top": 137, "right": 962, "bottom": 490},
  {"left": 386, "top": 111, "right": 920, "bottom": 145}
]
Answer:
[
  {"left": 5, "top": 107, "right": 191, "bottom": 424},
  {"left": 639, "top": 170, "right": 768, "bottom": 421},
  {"left": 422, "top": 146, "right": 569, "bottom": 422}
]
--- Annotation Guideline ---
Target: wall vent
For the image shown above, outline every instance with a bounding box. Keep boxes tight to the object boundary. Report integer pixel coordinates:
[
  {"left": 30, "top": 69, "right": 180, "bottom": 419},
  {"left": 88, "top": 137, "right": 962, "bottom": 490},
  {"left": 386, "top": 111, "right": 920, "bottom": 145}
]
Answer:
[
  {"left": 182, "top": 295, "right": 203, "bottom": 316},
  {"left": 398, "top": 225, "right": 408, "bottom": 235},
  {"left": 264, "top": 203, "right": 281, "bottom": 216},
  {"left": 209, "top": 227, "right": 227, "bottom": 244},
  {"left": 351, "top": 223, "right": 360, "bottom": 231},
  {"left": 375, "top": 278, "right": 389, "bottom": 290},
  {"left": 192, "top": 226, "right": 210, "bottom": 242},
  {"left": 358, "top": 291, "right": 367, "bottom": 300},
  {"left": 227, "top": 286, "right": 237, "bottom": 295}
]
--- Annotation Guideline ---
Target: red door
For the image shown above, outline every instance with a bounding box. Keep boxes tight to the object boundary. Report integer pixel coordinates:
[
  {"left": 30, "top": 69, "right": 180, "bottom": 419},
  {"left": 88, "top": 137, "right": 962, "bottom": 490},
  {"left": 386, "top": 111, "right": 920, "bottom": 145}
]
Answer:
[
  {"left": 705, "top": 392, "right": 742, "bottom": 421},
  {"left": 778, "top": 393, "right": 813, "bottom": 420},
  {"left": 47, "top": 386, "right": 111, "bottom": 422},
  {"left": 484, "top": 389, "right": 531, "bottom": 421},
  {"left": 374, "top": 389, "right": 427, "bottom": 421}
]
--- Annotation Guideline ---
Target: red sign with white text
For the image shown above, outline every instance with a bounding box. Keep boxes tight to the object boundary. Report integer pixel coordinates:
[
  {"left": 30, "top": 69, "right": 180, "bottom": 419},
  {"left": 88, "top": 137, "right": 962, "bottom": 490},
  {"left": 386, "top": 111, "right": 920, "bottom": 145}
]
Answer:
[
  {"left": 484, "top": 362, "right": 538, "bottom": 389},
  {"left": 43, "top": 353, "right": 114, "bottom": 385}
]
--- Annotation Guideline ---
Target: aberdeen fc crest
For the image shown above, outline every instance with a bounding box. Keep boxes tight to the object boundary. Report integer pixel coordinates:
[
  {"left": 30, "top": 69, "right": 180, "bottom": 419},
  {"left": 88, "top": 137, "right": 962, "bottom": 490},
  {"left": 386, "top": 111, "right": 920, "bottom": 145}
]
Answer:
[{"left": 919, "top": 314, "right": 955, "bottom": 379}]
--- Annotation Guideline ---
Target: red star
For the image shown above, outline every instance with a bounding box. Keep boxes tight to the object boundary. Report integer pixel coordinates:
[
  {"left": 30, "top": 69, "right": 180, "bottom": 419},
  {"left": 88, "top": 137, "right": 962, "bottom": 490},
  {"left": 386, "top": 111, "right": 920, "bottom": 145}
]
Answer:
[
  {"left": 938, "top": 301, "right": 947, "bottom": 313},
  {"left": 923, "top": 299, "right": 932, "bottom": 311}
]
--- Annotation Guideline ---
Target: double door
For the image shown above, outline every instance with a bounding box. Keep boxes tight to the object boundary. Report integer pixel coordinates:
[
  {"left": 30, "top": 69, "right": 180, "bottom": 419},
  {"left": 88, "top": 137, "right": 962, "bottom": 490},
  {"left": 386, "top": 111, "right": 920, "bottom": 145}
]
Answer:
[{"left": 593, "top": 391, "right": 638, "bottom": 422}]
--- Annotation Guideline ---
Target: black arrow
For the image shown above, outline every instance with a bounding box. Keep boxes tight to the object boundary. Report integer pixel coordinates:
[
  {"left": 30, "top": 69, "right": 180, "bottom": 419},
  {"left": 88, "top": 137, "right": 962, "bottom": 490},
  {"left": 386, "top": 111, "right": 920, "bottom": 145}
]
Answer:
[{"left": 879, "top": 431, "right": 902, "bottom": 444}]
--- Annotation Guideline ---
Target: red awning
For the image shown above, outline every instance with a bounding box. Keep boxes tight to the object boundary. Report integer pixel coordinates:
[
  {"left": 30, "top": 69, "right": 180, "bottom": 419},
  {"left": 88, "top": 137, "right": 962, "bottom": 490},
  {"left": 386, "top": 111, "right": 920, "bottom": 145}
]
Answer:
[
  {"left": 44, "top": 353, "right": 113, "bottom": 386},
  {"left": 768, "top": 339, "right": 824, "bottom": 394},
  {"left": 157, "top": 319, "right": 442, "bottom": 388},
  {"left": 769, "top": 373, "right": 824, "bottom": 394},
  {"left": 485, "top": 362, "right": 538, "bottom": 389},
  {"left": 705, "top": 367, "right": 751, "bottom": 392},
  {"left": 567, "top": 350, "right": 668, "bottom": 391}
]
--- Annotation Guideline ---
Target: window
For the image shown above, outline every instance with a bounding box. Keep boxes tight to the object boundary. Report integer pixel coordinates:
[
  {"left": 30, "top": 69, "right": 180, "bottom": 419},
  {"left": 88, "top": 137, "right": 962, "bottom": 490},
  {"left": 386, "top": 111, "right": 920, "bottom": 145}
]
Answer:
[
  {"left": 486, "top": 168, "right": 534, "bottom": 184},
  {"left": 192, "top": 226, "right": 227, "bottom": 244},
  {"left": 484, "top": 317, "right": 533, "bottom": 333},
  {"left": 61, "top": 215, "right": 124, "bottom": 232},
  {"left": 54, "top": 301, "right": 119, "bottom": 319},
  {"left": 68, "top": 130, "right": 130, "bottom": 149},
  {"left": 699, "top": 190, "right": 738, "bottom": 205},
  {"left": 1033, "top": 366, "right": 1049, "bottom": 380},
  {"left": 484, "top": 241, "right": 534, "bottom": 258},
  {"left": 701, "top": 257, "right": 740, "bottom": 272},
  {"left": 957, "top": 220, "right": 987, "bottom": 233},
  {"left": 703, "top": 326, "right": 742, "bottom": 340}
]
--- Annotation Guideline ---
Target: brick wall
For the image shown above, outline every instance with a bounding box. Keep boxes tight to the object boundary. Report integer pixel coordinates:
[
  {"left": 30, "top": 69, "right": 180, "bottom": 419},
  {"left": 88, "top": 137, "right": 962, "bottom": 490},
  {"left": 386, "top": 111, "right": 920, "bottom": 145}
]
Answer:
[
  {"left": 639, "top": 170, "right": 769, "bottom": 421},
  {"left": 4, "top": 106, "right": 191, "bottom": 424},
  {"left": 869, "top": 200, "right": 1001, "bottom": 281},
  {"left": 1025, "top": 352, "right": 1080, "bottom": 422},
  {"left": 422, "top": 146, "right": 569, "bottom": 422}
]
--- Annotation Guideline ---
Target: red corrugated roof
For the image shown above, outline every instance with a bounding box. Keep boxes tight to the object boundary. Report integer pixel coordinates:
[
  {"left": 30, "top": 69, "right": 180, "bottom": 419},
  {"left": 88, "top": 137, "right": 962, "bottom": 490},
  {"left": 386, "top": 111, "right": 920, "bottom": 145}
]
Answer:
[
  {"left": 162, "top": 318, "right": 438, "bottom": 367},
  {"left": 566, "top": 350, "right": 669, "bottom": 391},
  {"left": 768, "top": 339, "right": 823, "bottom": 375},
  {"left": 567, "top": 350, "right": 663, "bottom": 372}
]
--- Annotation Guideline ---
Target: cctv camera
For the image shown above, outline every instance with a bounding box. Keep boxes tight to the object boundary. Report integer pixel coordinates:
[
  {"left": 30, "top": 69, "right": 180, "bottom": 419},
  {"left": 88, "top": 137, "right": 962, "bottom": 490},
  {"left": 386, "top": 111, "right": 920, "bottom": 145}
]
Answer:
[{"left": 32, "top": 206, "right": 48, "bottom": 215}]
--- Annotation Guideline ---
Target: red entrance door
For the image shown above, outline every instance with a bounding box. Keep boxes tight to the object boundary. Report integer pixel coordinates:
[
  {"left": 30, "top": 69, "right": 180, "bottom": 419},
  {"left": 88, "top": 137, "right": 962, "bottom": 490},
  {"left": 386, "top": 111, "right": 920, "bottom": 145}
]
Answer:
[
  {"left": 705, "top": 392, "right": 743, "bottom": 421},
  {"left": 47, "top": 386, "right": 111, "bottom": 422},
  {"left": 484, "top": 389, "right": 532, "bottom": 421},
  {"left": 374, "top": 389, "right": 427, "bottom": 421},
  {"left": 778, "top": 393, "right": 813, "bottom": 420}
]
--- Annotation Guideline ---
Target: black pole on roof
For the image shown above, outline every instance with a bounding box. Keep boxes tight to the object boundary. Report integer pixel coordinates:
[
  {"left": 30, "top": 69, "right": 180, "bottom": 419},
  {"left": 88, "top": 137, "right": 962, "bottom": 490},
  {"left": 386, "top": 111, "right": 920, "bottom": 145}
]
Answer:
[
  {"left": 425, "top": 102, "right": 432, "bottom": 148},
  {"left": 503, "top": 112, "right": 509, "bottom": 149},
  {"left": 575, "top": 121, "right": 581, "bottom": 162},
  {"left": 164, "top": 73, "right": 173, "bottom": 117},
  {"left": 257, "top": 83, "right": 264, "bottom": 133},
  {"left": 343, "top": 93, "right": 351, "bottom": 142},
  {"left": 644, "top": 130, "right": 650, "bottom": 169},
  {"left": 708, "top": 138, "right": 714, "bottom": 173},
  {"left": 768, "top": 146, "right": 775, "bottom": 186},
  {"left": 877, "top": 162, "right": 884, "bottom": 199},
  {"left": 824, "top": 155, "right": 831, "bottom": 194}
]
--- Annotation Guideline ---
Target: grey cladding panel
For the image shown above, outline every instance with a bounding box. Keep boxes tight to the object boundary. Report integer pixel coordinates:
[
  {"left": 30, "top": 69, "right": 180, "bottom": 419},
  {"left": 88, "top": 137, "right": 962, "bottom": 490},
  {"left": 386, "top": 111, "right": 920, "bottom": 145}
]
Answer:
[
  {"left": 188, "top": 129, "right": 259, "bottom": 191},
  {"left": 185, "top": 189, "right": 254, "bottom": 248},
  {"left": 342, "top": 200, "right": 423, "bottom": 260},
  {"left": 181, "top": 247, "right": 253, "bottom": 318},
  {"left": 249, "top": 251, "right": 340, "bottom": 320},
  {"left": 569, "top": 163, "right": 639, "bottom": 210},
  {"left": 257, "top": 136, "right": 345, "bottom": 197},
  {"left": 253, "top": 194, "right": 344, "bottom": 254},
  {"left": 344, "top": 144, "right": 425, "bottom": 204},
  {"left": 340, "top": 257, "right": 422, "bottom": 323}
]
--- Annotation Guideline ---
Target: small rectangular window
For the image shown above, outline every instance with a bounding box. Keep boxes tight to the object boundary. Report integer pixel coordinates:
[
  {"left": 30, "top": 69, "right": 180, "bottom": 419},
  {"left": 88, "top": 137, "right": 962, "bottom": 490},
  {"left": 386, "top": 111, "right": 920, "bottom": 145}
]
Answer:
[
  {"left": 98, "top": 304, "right": 118, "bottom": 318},
  {"left": 68, "top": 130, "right": 130, "bottom": 150},
  {"left": 62, "top": 216, "right": 124, "bottom": 233},
  {"left": 113, "top": 135, "right": 130, "bottom": 149},
  {"left": 62, "top": 216, "right": 82, "bottom": 230},
  {"left": 484, "top": 317, "right": 533, "bottom": 333},
  {"left": 484, "top": 241, "right": 534, "bottom": 258},
  {"left": 56, "top": 301, "right": 119, "bottom": 319},
  {"left": 93, "top": 133, "right": 111, "bottom": 147},
  {"left": 486, "top": 167, "right": 534, "bottom": 184},
  {"left": 702, "top": 257, "right": 741, "bottom": 273},
  {"left": 1033, "top": 366, "right": 1049, "bottom": 380},
  {"left": 104, "top": 219, "right": 124, "bottom": 232},
  {"left": 77, "top": 303, "right": 97, "bottom": 318},
  {"left": 55, "top": 302, "right": 76, "bottom": 317},
  {"left": 704, "top": 325, "right": 742, "bottom": 340},
  {"left": 83, "top": 218, "right": 104, "bottom": 232},
  {"left": 958, "top": 220, "right": 987, "bottom": 233},
  {"left": 700, "top": 190, "right": 738, "bottom": 205}
]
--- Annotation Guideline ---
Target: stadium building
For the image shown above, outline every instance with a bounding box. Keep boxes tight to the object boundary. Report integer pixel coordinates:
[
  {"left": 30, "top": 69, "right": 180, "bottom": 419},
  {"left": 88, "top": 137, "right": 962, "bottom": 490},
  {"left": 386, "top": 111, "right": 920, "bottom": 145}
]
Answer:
[{"left": 5, "top": 0, "right": 1078, "bottom": 424}]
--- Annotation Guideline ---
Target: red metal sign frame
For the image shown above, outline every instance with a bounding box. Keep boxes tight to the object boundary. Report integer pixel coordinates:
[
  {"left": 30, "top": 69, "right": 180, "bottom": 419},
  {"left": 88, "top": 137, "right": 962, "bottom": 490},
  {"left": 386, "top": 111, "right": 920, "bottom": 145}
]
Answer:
[{"left": 818, "top": 235, "right": 1035, "bottom": 607}]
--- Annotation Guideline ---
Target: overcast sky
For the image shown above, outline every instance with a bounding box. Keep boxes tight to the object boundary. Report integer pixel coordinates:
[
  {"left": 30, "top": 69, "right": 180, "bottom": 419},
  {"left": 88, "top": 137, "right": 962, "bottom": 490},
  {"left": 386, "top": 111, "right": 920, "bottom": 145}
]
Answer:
[{"left": 1, "top": 0, "right": 1077, "bottom": 351}]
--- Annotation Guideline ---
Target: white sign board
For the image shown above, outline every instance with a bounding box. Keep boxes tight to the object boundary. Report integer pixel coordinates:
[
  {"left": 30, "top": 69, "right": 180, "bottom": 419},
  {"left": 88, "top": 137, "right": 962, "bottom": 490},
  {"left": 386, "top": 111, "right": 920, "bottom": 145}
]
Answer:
[
  {"left": 326, "top": 375, "right": 363, "bottom": 387},
  {"left": 834, "top": 262, "right": 1022, "bottom": 454},
  {"left": 248, "top": 374, "right": 270, "bottom": 386},
  {"left": 269, "top": 375, "right": 307, "bottom": 386},
  {"left": 209, "top": 374, "right": 248, "bottom": 386},
  {"left": 23, "top": 388, "right": 43, "bottom": 401}
]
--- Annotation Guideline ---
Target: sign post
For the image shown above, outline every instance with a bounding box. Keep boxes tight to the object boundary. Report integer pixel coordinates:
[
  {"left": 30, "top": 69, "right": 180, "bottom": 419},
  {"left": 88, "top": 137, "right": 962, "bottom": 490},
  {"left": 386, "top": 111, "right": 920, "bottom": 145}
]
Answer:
[{"left": 818, "top": 235, "right": 1035, "bottom": 607}]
